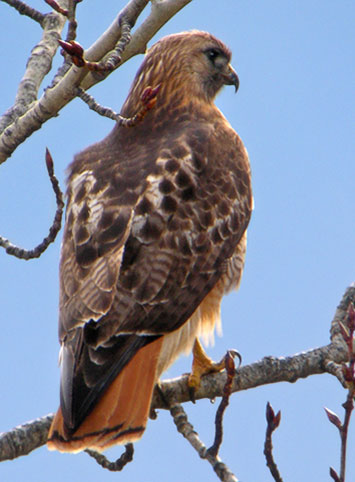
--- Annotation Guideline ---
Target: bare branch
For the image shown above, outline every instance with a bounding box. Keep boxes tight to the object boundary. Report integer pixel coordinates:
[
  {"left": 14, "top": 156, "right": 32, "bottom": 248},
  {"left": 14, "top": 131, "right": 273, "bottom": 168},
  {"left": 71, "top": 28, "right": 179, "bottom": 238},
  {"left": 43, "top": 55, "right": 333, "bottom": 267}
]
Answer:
[
  {"left": 75, "top": 87, "right": 121, "bottom": 120},
  {"left": 326, "top": 303, "right": 355, "bottom": 482},
  {"left": 104, "top": 17, "right": 132, "bottom": 71},
  {"left": 2, "top": 0, "right": 45, "bottom": 24},
  {"left": 170, "top": 403, "right": 239, "bottom": 482},
  {"left": 0, "top": 414, "right": 53, "bottom": 461},
  {"left": 0, "top": 344, "right": 349, "bottom": 461},
  {"left": 85, "top": 444, "right": 134, "bottom": 471},
  {"left": 155, "top": 345, "right": 347, "bottom": 409},
  {"left": 0, "top": 148, "right": 64, "bottom": 259},
  {"left": 338, "top": 309, "right": 355, "bottom": 482},
  {"left": 81, "top": 0, "right": 192, "bottom": 90},
  {"left": 157, "top": 286, "right": 355, "bottom": 407},
  {"left": 0, "top": 0, "right": 192, "bottom": 163},
  {"left": 1, "top": 285, "right": 353, "bottom": 462},
  {"left": 0, "top": 343, "right": 347, "bottom": 461},
  {"left": 65, "top": 0, "right": 80, "bottom": 42},
  {"left": 0, "top": 5, "right": 68, "bottom": 134}
]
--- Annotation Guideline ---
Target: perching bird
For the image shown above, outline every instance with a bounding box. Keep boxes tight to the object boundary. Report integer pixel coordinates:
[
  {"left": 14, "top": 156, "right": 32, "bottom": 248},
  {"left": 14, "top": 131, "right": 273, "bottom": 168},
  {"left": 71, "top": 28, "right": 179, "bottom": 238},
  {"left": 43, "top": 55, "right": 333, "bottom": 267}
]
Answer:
[{"left": 47, "top": 30, "right": 252, "bottom": 453}]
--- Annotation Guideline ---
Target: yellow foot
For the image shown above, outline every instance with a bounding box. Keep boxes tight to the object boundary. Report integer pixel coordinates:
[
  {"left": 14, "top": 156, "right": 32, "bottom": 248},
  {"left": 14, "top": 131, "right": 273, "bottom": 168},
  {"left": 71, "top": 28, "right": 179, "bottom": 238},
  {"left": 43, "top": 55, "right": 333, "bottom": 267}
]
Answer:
[{"left": 188, "top": 339, "right": 241, "bottom": 402}]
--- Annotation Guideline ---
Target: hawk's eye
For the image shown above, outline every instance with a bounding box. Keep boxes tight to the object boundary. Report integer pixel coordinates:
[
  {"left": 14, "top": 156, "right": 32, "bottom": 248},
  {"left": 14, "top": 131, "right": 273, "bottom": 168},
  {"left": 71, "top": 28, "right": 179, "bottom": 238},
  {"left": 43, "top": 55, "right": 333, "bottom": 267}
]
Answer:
[{"left": 206, "top": 48, "right": 220, "bottom": 64}]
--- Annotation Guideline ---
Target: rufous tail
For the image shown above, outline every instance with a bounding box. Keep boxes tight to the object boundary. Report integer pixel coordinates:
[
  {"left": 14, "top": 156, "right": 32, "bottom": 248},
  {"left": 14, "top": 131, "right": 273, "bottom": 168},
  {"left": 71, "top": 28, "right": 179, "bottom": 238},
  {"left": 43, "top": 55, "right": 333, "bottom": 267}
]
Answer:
[{"left": 47, "top": 337, "right": 163, "bottom": 453}]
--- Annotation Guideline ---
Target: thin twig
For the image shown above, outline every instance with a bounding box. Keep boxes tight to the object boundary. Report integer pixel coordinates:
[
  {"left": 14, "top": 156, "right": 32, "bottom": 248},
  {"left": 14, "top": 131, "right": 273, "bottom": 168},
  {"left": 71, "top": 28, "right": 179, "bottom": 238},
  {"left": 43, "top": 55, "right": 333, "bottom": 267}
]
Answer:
[
  {"left": 0, "top": 148, "right": 64, "bottom": 260},
  {"left": 85, "top": 444, "right": 134, "bottom": 471},
  {"left": 170, "top": 403, "right": 239, "bottom": 482},
  {"left": 65, "top": 0, "right": 79, "bottom": 42},
  {"left": 264, "top": 402, "right": 283, "bottom": 482},
  {"left": 339, "top": 394, "right": 354, "bottom": 481},
  {"left": 208, "top": 351, "right": 236, "bottom": 458},
  {"left": 326, "top": 303, "right": 355, "bottom": 482},
  {"left": 76, "top": 83, "right": 161, "bottom": 126},
  {"left": 2, "top": 0, "right": 45, "bottom": 24},
  {"left": 339, "top": 305, "right": 355, "bottom": 482},
  {"left": 103, "top": 17, "right": 132, "bottom": 71},
  {"left": 44, "top": 0, "right": 68, "bottom": 16},
  {"left": 75, "top": 87, "right": 119, "bottom": 120}
]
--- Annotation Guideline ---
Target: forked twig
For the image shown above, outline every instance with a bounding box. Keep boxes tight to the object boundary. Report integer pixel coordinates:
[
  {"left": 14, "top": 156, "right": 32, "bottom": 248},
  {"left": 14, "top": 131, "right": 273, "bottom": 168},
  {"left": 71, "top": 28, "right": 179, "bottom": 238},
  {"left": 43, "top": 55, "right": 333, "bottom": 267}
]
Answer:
[
  {"left": 264, "top": 402, "right": 283, "bottom": 482},
  {"left": 85, "top": 443, "right": 134, "bottom": 472},
  {"left": 170, "top": 403, "right": 238, "bottom": 482},
  {"left": 0, "top": 148, "right": 64, "bottom": 259},
  {"left": 44, "top": 0, "right": 83, "bottom": 17},
  {"left": 58, "top": 17, "right": 131, "bottom": 73}
]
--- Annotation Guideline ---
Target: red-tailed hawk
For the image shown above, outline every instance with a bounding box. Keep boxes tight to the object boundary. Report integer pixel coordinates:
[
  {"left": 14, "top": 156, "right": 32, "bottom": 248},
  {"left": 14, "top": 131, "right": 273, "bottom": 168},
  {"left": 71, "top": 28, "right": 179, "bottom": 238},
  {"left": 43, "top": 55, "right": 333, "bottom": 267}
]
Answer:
[{"left": 48, "top": 30, "right": 252, "bottom": 453}]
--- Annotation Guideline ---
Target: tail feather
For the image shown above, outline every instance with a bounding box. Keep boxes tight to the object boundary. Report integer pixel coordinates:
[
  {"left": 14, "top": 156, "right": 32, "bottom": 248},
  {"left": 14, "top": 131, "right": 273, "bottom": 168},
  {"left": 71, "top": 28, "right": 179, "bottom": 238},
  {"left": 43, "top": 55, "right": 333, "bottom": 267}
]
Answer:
[{"left": 48, "top": 337, "right": 163, "bottom": 453}]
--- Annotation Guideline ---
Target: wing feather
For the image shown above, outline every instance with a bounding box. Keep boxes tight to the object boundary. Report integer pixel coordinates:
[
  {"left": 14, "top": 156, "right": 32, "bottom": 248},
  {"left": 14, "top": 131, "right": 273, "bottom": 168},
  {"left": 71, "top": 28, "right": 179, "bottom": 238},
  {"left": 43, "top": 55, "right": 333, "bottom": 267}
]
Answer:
[{"left": 57, "top": 107, "right": 251, "bottom": 438}]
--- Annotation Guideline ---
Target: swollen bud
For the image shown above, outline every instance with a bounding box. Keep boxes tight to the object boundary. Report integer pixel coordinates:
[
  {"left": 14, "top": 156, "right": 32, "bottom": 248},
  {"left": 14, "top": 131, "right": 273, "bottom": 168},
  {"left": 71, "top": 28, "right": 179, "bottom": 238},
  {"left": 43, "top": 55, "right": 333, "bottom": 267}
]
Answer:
[{"left": 324, "top": 407, "right": 342, "bottom": 429}]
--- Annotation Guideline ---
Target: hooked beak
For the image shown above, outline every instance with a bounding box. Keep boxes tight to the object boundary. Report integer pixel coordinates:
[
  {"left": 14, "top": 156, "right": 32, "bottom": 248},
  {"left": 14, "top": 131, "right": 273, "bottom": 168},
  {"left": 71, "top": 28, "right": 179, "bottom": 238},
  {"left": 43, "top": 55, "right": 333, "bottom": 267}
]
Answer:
[{"left": 222, "top": 64, "right": 239, "bottom": 93}]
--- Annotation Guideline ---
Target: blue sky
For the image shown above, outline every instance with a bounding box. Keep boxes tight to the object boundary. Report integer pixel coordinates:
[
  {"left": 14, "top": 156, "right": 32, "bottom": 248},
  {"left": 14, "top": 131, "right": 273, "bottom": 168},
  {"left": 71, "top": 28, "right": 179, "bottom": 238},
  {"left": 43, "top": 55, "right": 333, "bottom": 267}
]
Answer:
[{"left": 0, "top": 1, "right": 354, "bottom": 481}]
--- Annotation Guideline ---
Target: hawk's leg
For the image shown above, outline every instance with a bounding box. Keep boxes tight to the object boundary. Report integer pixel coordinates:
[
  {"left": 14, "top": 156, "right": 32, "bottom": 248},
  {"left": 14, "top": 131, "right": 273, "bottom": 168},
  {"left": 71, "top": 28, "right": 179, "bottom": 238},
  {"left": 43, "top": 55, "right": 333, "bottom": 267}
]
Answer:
[{"left": 188, "top": 339, "right": 230, "bottom": 402}]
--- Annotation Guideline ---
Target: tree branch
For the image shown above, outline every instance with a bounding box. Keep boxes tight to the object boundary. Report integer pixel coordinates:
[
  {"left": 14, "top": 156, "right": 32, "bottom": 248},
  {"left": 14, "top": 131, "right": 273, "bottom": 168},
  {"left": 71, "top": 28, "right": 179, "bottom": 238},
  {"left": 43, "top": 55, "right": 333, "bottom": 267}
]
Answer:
[
  {"left": 1, "top": 285, "right": 353, "bottom": 462},
  {"left": 0, "top": 414, "right": 53, "bottom": 461},
  {"left": 0, "top": 0, "right": 192, "bottom": 163},
  {"left": 81, "top": 0, "right": 192, "bottom": 90},
  {"left": 85, "top": 444, "right": 134, "bottom": 471},
  {"left": 155, "top": 343, "right": 348, "bottom": 409},
  {"left": 2, "top": 0, "right": 45, "bottom": 24},
  {"left": 326, "top": 303, "right": 355, "bottom": 482},
  {"left": 170, "top": 403, "right": 239, "bottom": 482},
  {"left": 0, "top": 1, "right": 68, "bottom": 134},
  {"left": 0, "top": 343, "right": 347, "bottom": 461},
  {"left": 76, "top": 83, "right": 161, "bottom": 125}
]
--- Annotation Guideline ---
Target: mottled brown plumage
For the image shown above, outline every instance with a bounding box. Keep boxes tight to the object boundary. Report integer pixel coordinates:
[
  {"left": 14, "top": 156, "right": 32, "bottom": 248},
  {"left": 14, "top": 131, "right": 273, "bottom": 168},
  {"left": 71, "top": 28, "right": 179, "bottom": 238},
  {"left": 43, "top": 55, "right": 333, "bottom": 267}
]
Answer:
[{"left": 48, "top": 30, "right": 252, "bottom": 453}]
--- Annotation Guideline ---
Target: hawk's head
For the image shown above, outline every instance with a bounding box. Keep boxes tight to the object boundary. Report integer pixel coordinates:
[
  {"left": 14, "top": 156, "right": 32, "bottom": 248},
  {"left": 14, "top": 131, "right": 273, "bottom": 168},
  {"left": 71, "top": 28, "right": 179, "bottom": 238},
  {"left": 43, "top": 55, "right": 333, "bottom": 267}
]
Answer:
[{"left": 122, "top": 31, "right": 239, "bottom": 116}]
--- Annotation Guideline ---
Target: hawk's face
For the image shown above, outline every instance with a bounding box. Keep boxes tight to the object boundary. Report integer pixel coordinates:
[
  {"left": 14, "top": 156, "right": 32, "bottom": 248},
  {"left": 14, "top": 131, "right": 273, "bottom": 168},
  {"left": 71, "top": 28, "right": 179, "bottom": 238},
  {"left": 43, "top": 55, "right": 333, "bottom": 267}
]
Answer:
[
  {"left": 123, "top": 31, "right": 239, "bottom": 115},
  {"left": 163, "top": 32, "right": 239, "bottom": 102},
  {"left": 197, "top": 44, "right": 239, "bottom": 100}
]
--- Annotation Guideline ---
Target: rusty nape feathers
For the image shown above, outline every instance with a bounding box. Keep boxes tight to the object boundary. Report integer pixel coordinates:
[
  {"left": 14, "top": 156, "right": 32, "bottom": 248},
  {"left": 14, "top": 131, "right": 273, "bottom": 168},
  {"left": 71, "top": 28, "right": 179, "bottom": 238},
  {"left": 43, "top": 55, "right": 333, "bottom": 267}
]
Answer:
[{"left": 48, "top": 30, "right": 252, "bottom": 453}]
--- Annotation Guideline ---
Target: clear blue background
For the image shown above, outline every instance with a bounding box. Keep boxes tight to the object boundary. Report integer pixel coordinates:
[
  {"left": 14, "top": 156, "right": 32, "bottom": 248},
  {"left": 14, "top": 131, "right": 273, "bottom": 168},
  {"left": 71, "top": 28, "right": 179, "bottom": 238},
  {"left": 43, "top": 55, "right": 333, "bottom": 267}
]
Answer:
[{"left": 0, "top": 1, "right": 354, "bottom": 481}]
